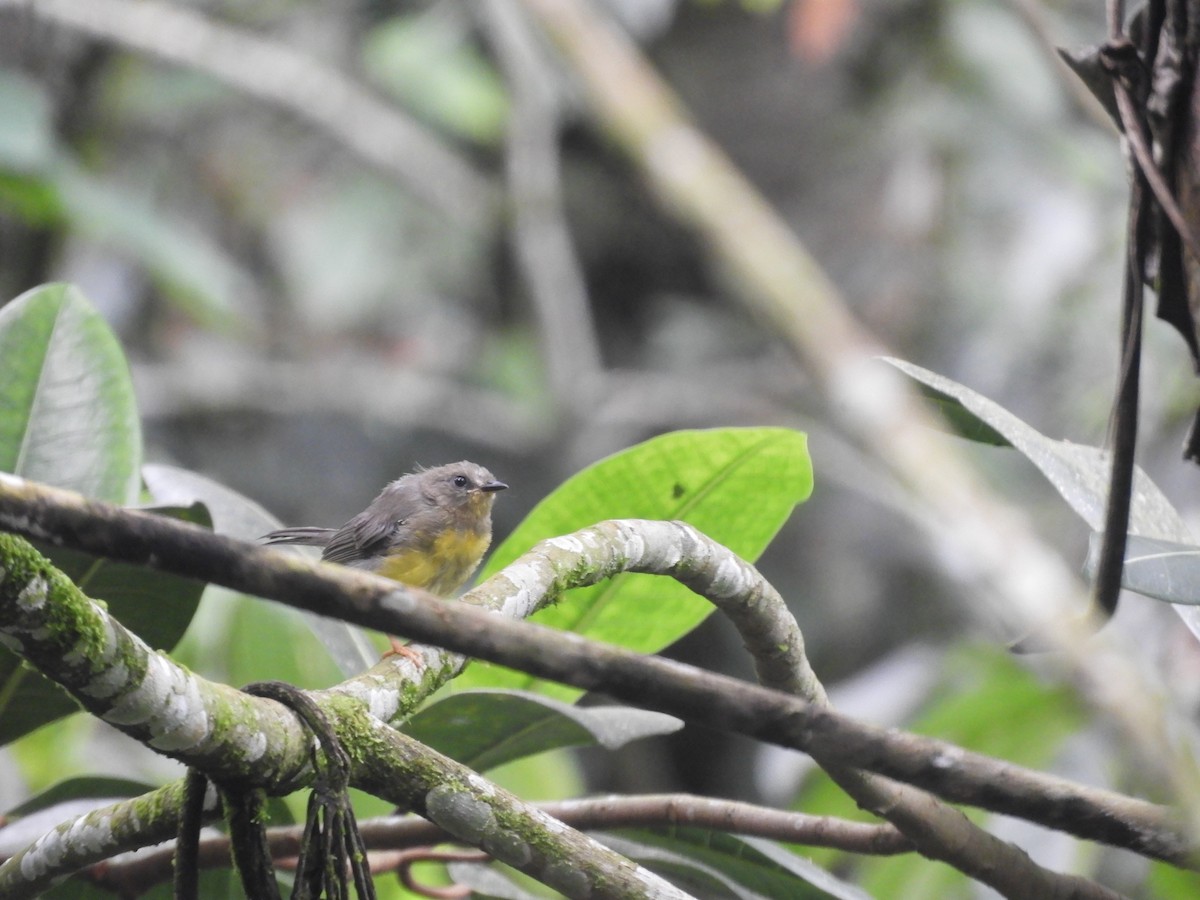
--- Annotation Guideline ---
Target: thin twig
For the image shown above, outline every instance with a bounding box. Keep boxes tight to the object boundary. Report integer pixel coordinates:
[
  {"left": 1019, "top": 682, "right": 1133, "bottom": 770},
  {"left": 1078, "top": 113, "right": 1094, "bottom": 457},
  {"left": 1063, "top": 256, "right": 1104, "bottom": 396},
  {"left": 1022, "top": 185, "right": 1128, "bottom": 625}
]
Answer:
[{"left": 479, "top": 0, "right": 604, "bottom": 411}]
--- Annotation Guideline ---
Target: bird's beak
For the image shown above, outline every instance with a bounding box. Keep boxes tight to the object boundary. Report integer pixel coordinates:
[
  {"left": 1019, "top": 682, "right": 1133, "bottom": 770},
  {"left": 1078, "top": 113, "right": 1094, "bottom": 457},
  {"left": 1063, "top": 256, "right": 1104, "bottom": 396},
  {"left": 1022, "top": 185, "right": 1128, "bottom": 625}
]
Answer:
[{"left": 480, "top": 480, "right": 508, "bottom": 493}]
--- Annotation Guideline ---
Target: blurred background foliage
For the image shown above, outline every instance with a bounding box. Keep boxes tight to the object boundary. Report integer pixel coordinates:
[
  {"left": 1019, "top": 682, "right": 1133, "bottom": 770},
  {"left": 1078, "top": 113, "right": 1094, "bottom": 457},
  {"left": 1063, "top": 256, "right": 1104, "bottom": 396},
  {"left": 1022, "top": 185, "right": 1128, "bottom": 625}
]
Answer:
[{"left": 3, "top": 0, "right": 1198, "bottom": 894}]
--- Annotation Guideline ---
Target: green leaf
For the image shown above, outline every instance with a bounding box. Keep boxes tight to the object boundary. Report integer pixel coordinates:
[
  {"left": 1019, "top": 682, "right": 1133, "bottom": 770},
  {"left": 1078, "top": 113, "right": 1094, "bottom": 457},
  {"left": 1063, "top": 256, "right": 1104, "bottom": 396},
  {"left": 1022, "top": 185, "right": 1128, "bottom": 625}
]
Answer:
[
  {"left": 403, "top": 690, "right": 682, "bottom": 772},
  {"left": 885, "top": 357, "right": 1188, "bottom": 541},
  {"left": 601, "top": 831, "right": 869, "bottom": 899},
  {"left": 458, "top": 427, "right": 813, "bottom": 699},
  {"left": 1085, "top": 533, "right": 1200, "bottom": 605},
  {"left": 0, "top": 284, "right": 142, "bottom": 504},
  {"left": 0, "top": 505, "right": 211, "bottom": 746}
]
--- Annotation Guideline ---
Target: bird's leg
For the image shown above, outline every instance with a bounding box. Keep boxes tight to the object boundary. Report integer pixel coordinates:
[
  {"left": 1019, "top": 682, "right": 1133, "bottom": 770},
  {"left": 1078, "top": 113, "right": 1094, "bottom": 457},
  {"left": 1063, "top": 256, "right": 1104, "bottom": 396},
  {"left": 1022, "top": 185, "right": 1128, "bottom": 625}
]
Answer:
[{"left": 384, "top": 636, "right": 424, "bottom": 666}]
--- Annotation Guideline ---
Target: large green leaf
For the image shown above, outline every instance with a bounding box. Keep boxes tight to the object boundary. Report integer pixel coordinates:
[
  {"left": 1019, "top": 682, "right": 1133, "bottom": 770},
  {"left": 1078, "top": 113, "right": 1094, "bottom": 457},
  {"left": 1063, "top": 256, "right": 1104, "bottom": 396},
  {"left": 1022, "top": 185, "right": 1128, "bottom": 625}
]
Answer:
[
  {"left": 0, "top": 284, "right": 142, "bottom": 504},
  {"left": 457, "top": 428, "right": 813, "bottom": 699},
  {"left": 403, "top": 690, "right": 682, "bottom": 772},
  {"left": 0, "top": 504, "right": 211, "bottom": 746}
]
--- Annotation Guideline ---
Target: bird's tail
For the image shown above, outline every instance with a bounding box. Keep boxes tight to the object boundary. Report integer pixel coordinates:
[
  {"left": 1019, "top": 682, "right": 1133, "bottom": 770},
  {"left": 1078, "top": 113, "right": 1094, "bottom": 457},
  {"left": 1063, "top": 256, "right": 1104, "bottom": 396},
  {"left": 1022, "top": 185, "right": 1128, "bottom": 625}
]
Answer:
[{"left": 260, "top": 526, "right": 336, "bottom": 547}]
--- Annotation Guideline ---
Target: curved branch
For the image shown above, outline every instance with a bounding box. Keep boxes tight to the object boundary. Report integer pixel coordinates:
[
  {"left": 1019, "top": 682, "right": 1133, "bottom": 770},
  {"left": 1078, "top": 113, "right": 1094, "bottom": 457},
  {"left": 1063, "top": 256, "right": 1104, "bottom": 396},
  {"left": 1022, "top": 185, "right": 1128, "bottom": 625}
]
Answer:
[{"left": 668, "top": 525, "right": 1122, "bottom": 898}]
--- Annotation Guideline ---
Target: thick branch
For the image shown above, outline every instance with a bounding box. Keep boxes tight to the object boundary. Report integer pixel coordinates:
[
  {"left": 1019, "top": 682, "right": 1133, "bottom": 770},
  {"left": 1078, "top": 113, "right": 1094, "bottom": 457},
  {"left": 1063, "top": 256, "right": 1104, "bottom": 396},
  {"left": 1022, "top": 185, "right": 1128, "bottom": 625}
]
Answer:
[
  {"left": 0, "top": 542, "right": 689, "bottom": 899},
  {"left": 0, "top": 475, "right": 1186, "bottom": 869}
]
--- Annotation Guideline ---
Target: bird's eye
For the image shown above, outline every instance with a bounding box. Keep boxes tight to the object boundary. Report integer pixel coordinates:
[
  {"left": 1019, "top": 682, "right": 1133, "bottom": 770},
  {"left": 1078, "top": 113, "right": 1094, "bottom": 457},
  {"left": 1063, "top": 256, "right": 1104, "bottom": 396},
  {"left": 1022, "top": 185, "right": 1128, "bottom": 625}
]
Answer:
[{"left": 453, "top": 475, "right": 470, "bottom": 489}]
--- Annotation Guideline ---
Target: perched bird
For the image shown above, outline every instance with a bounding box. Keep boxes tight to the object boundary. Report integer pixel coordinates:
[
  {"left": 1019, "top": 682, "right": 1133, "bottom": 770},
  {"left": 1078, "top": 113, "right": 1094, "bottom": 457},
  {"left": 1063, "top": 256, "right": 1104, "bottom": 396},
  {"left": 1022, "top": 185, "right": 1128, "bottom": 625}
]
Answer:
[{"left": 262, "top": 461, "right": 507, "bottom": 656}]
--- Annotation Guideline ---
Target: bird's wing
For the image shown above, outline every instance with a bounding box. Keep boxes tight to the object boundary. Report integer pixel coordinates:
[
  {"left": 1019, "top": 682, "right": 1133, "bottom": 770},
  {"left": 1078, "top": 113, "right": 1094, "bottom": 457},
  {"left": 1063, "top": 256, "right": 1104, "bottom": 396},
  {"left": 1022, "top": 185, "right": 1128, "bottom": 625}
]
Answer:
[
  {"left": 320, "top": 481, "right": 429, "bottom": 566},
  {"left": 261, "top": 526, "right": 337, "bottom": 547}
]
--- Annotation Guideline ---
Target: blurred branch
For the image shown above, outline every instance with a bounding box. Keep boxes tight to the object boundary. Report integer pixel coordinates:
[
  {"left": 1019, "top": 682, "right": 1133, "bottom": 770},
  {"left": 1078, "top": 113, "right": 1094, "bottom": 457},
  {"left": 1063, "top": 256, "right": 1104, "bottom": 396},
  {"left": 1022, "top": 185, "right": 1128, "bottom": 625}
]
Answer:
[
  {"left": 133, "top": 355, "right": 806, "bottom": 456},
  {"left": 480, "top": 0, "right": 604, "bottom": 412},
  {"left": 0, "top": 0, "right": 497, "bottom": 226},
  {"left": 130, "top": 356, "right": 547, "bottom": 453},
  {"left": 0, "top": 485, "right": 1187, "bottom": 871},
  {"left": 516, "top": 0, "right": 1200, "bottom": 817},
  {"left": 77, "top": 794, "right": 914, "bottom": 896}
]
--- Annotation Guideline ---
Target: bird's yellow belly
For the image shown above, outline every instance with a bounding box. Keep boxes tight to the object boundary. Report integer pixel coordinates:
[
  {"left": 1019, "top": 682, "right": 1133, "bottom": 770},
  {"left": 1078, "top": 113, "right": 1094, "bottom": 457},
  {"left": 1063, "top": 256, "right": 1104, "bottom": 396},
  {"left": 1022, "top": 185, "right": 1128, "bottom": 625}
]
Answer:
[{"left": 375, "top": 528, "right": 490, "bottom": 596}]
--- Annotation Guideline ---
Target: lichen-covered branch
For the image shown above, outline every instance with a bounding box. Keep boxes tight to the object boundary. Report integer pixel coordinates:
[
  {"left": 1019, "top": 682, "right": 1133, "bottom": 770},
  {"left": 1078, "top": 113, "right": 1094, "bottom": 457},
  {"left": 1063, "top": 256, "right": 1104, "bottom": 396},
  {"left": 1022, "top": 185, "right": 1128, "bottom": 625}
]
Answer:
[
  {"left": 0, "top": 535, "right": 692, "bottom": 899},
  {"left": 348, "top": 708, "right": 692, "bottom": 900},
  {"left": 0, "top": 782, "right": 191, "bottom": 899},
  {"left": 0, "top": 532, "right": 312, "bottom": 784}
]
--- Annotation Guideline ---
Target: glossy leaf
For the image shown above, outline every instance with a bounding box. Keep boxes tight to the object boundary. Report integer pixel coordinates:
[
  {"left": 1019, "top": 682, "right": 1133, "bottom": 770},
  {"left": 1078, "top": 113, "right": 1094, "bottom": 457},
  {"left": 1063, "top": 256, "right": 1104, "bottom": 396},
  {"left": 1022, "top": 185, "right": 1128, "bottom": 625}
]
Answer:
[
  {"left": 403, "top": 690, "right": 682, "bottom": 772},
  {"left": 459, "top": 427, "right": 813, "bottom": 699},
  {"left": 0, "top": 284, "right": 142, "bottom": 504}
]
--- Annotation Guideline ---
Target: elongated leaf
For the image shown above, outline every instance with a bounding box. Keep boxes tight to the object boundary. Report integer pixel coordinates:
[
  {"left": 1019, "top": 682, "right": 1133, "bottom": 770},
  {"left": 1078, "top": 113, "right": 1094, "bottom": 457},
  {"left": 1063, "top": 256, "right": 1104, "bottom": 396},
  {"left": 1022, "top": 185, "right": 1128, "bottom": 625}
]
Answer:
[
  {"left": 459, "top": 428, "right": 813, "bottom": 699},
  {"left": 600, "top": 831, "right": 870, "bottom": 900},
  {"left": 0, "top": 504, "right": 211, "bottom": 746},
  {"left": 144, "top": 463, "right": 377, "bottom": 676},
  {"left": 886, "top": 358, "right": 1188, "bottom": 540},
  {"left": 403, "top": 690, "right": 682, "bottom": 772},
  {"left": 1085, "top": 534, "right": 1200, "bottom": 605},
  {"left": 887, "top": 357, "right": 1200, "bottom": 642},
  {"left": 0, "top": 284, "right": 142, "bottom": 504}
]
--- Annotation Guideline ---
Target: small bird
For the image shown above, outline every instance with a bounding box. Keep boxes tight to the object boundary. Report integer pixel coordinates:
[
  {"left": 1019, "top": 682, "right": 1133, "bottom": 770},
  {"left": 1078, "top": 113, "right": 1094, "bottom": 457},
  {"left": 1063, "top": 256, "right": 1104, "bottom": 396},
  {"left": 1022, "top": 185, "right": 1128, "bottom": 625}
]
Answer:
[{"left": 262, "top": 461, "right": 507, "bottom": 657}]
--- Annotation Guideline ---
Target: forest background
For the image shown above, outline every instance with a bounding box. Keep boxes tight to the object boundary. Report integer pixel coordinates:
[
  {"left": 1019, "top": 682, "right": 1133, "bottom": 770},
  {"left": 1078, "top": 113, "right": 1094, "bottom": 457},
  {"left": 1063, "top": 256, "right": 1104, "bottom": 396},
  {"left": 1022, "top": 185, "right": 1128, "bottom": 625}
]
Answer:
[{"left": 2, "top": 0, "right": 1198, "bottom": 897}]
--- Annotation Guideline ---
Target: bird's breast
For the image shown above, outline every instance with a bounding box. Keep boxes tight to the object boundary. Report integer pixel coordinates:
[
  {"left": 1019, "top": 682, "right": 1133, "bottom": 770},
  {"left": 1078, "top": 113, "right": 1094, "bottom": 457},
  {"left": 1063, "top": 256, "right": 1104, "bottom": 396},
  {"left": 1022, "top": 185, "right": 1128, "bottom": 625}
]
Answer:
[{"left": 375, "top": 528, "right": 491, "bottom": 595}]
